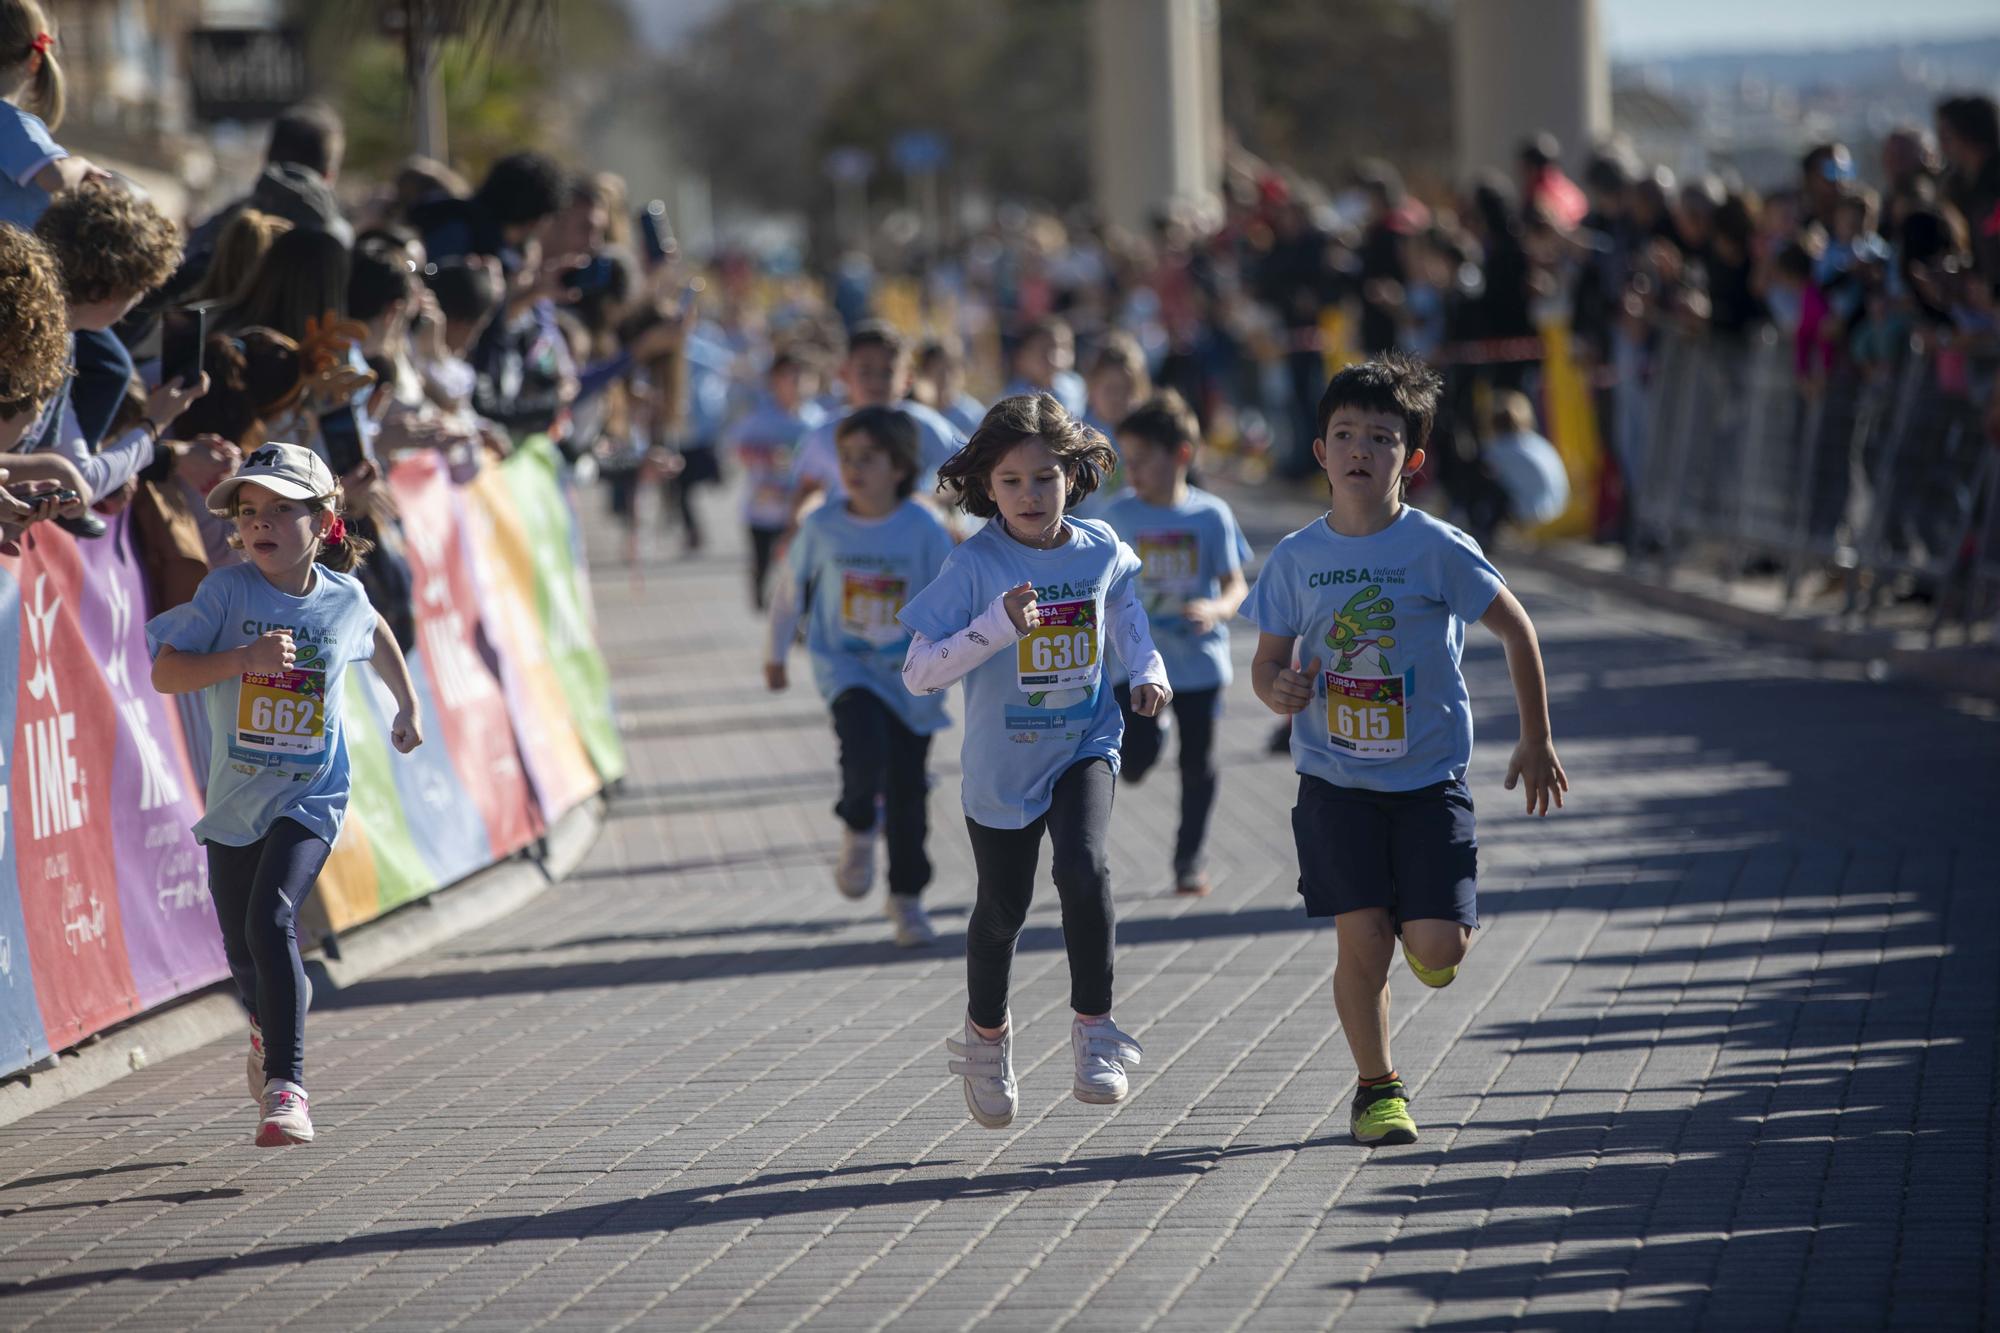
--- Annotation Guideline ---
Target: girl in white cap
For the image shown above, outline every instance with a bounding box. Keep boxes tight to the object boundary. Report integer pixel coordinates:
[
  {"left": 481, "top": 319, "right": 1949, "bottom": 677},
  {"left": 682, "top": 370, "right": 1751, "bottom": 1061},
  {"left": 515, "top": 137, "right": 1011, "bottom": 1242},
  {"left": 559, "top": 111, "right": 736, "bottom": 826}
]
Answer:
[{"left": 147, "top": 441, "right": 424, "bottom": 1147}]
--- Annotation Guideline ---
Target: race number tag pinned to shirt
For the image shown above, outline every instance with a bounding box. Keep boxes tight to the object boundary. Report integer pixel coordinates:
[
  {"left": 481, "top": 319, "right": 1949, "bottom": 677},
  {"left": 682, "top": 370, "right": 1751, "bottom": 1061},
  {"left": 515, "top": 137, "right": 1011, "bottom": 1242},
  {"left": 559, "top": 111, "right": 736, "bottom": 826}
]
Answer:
[
  {"left": 237, "top": 668, "right": 328, "bottom": 757},
  {"left": 841, "top": 570, "right": 908, "bottom": 647},
  {"left": 1326, "top": 669, "right": 1406, "bottom": 759},
  {"left": 1137, "top": 531, "right": 1198, "bottom": 590},
  {"left": 1018, "top": 598, "right": 1100, "bottom": 693}
]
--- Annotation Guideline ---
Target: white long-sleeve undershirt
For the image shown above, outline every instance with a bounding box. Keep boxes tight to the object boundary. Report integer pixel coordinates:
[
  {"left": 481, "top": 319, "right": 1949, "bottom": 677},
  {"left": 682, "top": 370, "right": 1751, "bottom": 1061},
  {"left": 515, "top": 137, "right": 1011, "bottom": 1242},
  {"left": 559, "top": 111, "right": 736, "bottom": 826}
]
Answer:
[{"left": 901, "top": 579, "right": 1172, "bottom": 702}]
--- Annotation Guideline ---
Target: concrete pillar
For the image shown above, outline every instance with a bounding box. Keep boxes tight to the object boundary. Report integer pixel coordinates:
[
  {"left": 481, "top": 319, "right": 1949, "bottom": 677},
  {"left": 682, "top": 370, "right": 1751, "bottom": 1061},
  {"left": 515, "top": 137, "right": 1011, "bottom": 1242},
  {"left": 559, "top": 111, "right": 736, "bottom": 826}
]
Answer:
[
  {"left": 1451, "top": 0, "right": 1609, "bottom": 183},
  {"left": 1091, "top": 0, "right": 1222, "bottom": 233}
]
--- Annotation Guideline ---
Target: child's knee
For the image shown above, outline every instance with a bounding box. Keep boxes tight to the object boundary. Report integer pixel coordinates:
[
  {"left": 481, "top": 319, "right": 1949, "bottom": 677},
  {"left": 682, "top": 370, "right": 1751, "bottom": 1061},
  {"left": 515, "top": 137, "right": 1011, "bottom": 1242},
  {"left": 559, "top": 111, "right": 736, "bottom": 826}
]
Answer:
[
  {"left": 1049, "top": 846, "right": 1108, "bottom": 898},
  {"left": 1334, "top": 910, "right": 1397, "bottom": 977},
  {"left": 1403, "top": 920, "right": 1470, "bottom": 970}
]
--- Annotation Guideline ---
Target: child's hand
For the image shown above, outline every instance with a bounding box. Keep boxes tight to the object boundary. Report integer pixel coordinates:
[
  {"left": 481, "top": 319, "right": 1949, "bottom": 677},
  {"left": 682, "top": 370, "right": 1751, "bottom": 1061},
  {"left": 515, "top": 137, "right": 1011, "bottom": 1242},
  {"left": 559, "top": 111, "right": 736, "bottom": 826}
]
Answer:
[
  {"left": 147, "top": 371, "right": 209, "bottom": 423},
  {"left": 1266, "top": 655, "right": 1318, "bottom": 715},
  {"left": 764, "top": 661, "right": 788, "bottom": 692},
  {"left": 1181, "top": 598, "right": 1223, "bottom": 633},
  {"left": 1131, "top": 682, "right": 1169, "bottom": 717},
  {"left": 241, "top": 630, "right": 295, "bottom": 676},
  {"left": 1001, "top": 582, "right": 1038, "bottom": 636},
  {"left": 1504, "top": 737, "right": 1568, "bottom": 816},
  {"left": 390, "top": 708, "right": 424, "bottom": 754}
]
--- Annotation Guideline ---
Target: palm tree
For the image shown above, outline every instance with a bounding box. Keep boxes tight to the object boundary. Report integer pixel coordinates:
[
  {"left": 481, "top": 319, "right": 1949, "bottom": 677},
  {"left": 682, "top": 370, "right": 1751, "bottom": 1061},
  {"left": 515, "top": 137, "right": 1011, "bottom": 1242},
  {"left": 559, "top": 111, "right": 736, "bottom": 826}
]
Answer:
[{"left": 381, "top": 0, "right": 553, "bottom": 159}]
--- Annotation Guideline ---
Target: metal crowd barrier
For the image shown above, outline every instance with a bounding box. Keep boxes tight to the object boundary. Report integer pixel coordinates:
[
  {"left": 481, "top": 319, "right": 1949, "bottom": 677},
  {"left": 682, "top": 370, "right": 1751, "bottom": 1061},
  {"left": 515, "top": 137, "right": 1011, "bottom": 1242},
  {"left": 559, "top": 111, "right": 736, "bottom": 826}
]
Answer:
[{"left": 1631, "top": 325, "right": 1999, "bottom": 646}]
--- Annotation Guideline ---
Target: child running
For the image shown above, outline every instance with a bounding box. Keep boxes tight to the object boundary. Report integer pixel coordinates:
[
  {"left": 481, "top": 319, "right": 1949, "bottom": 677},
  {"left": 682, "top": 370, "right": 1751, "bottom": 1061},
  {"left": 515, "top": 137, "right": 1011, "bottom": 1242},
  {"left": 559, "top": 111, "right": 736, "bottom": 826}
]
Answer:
[
  {"left": 728, "top": 347, "right": 821, "bottom": 609},
  {"left": 1097, "top": 390, "right": 1251, "bottom": 897},
  {"left": 1241, "top": 355, "right": 1567, "bottom": 1148},
  {"left": 148, "top": 443, "right": 424, "bottom": 1147},
  {"left": 898, "top": 392, "right": 1171, "bottom": 1129},
  {"left": 767, "top": 406, "right": 954, "bottom": 946}
]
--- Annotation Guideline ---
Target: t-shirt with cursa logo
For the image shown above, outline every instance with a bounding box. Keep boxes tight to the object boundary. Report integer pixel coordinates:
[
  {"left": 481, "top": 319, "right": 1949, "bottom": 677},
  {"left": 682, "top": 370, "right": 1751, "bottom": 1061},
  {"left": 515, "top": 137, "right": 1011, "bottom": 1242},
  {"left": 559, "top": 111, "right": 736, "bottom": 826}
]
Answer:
[
  {"left": 726, "top": 395, "right": 822, "bottom": 531},
  {"left": 1241, "top": 507, "right": 1505, "bottom": 793},
  {"left": 786, "top": 499, "right": 954, "bottom": 735},
  {"left": 1097, "top": 487, "right": 1251, "bottom": 692},
  {"left": 145, "top": 562, "right": 380, "bottom": 847},
  {"left": 898, "top": 517, "right": 1142, "bottom": 829}
]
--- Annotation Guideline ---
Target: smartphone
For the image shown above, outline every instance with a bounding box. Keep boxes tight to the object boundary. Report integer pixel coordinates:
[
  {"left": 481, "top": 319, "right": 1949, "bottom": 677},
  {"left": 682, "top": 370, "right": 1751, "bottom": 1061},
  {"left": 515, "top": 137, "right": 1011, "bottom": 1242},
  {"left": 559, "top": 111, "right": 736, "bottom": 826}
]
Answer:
[
  {"left": 562, "top": 255, "right": 618, "bottom": 297},
  {"left": 318, "top": 405, "right": 369, "bottom": 476},
  {"left": 638, "top": 201, "right": 673, "bottom": 265},
  {"left": 159, "top": 302, "right": 214, "bottom": 389}
]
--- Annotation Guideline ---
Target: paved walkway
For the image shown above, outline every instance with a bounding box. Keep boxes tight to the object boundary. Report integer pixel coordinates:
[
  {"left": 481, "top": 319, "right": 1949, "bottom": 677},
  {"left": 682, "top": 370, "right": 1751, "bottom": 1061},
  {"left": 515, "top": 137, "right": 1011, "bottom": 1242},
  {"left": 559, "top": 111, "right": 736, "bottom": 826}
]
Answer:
[{"left": 0, "top": 480, "right": 1994, "bottom": 1331}]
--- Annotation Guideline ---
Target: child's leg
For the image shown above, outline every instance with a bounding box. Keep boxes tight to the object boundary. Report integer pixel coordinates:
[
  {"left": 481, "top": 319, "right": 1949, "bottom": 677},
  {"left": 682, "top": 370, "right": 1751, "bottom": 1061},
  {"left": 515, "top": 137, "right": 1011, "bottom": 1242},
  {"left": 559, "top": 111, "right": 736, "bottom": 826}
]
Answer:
[
  {"left": 828, "top": 689, "right": 888, "bottom": 833},
  {"left": 1112, "top": 683, "right": 1164, "bottom": 784},
  {"left": 1391, "top": 778, "right": 1480, "bottom": 980},
  {"left": 882, "top": 713, "right": 933, "bottom": 899},
  {"left": 243, "top": 819, "right": 334, "bottom": 1086},
  {"left": 749, "top": 526, "right": 780, "bottom": 609},
  {"left": 1170, "top": 688, "right": 1222, "bottom": 879},
  {"left": 964, "top": 815, "right": 1045, "bottom": 1031},
  {"left": 1043, "top": 757, "right": 1118, "bottom": 1017},
  {"left": 1331, "top": 908, "right": 1397, "bottom": 1078},
  {"left": 203, "top": 837, "right": 266, "bottom": 1018}
]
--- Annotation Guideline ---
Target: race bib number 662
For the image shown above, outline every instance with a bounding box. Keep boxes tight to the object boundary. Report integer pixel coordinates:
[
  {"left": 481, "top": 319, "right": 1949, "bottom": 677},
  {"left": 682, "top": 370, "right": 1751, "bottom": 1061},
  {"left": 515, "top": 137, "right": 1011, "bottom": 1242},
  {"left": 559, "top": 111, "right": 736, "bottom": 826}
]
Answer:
[{"left": 236, "top": 669, "right": 327, "bottom": 757}]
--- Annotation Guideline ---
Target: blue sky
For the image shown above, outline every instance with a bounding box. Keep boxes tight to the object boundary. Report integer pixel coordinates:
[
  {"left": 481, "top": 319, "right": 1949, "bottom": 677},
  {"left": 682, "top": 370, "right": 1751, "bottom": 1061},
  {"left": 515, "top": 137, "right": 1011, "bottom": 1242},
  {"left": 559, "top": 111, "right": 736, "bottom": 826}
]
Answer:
[{"left": 1602, "top": 0, "right": 2000, "bottom": 55}]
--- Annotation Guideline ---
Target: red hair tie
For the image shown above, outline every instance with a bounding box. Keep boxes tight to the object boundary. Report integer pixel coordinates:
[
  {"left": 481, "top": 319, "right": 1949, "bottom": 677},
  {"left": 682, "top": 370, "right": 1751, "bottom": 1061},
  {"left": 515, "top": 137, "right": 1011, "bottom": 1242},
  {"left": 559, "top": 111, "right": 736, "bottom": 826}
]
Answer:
[
  {"left": 325, "top": 516, "right": 347, "bottom": 546},
  {"left": 30, "top": 33, "right": 52, "bottom": 55}
]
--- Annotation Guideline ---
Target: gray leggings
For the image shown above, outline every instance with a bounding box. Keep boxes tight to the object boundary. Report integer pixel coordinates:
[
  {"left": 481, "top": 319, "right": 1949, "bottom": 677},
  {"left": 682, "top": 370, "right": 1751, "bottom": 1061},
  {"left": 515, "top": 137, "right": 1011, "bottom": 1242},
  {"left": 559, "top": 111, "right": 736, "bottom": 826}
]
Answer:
[{"left": 964, "top": 757, "right": 1117, "bottom": 1028}]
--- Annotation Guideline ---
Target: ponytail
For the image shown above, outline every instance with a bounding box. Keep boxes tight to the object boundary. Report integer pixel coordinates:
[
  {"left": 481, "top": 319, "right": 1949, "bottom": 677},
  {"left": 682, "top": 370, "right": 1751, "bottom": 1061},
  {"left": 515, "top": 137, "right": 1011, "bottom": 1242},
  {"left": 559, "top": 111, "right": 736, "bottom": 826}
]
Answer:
[
  {"left": 1, "top": 2, "right": 63, "bottom": 131},
  {"left": 311, "top": 500, "right": 373, "bottom": 574}
]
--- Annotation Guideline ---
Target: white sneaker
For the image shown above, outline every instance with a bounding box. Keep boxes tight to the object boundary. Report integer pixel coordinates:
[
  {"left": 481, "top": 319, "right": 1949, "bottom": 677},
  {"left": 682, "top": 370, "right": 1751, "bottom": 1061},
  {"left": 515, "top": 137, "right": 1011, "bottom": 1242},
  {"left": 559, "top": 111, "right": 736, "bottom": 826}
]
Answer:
[
  {"left": 1072, "top": 1015, "right": 1142, "bottom": 1105},
  {"left": 945, "top": 1016, "right": 1016, "bottom": 1129},
  {"left": 884, "top": 895, "right": 937, "bottom": 947},
  {"left": 256, "top": 1082, "right": 314, "bottom": 1147},
  {"left": 836, "top": 826, "right": 877, "bottom": 899}
]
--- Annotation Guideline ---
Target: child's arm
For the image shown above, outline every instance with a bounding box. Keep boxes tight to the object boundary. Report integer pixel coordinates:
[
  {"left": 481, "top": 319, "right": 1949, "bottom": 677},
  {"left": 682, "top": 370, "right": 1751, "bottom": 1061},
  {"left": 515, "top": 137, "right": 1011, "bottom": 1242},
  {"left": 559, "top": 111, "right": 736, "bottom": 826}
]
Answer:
[
  {"left": 153, "top": 631, "right": 293, "bottom": 695},
  {"left": 370, "top": 612, "right": 425, "bottom": 753},
  {"left": 900, "top": 584, "right": 1030, "bottom": 695},
  {"left": 1479, "top": 586, "right": 1567, "bottom": 816},
  {"left": 1183, "top": 567, "right": 1249, "bottom": 633},
  {"left": 1251, "top": 632, "right": 1316, "bottom": 716},
  {"left": 765, "top": 574, "right": 803, "bottom": 691},
  {"left": 32, "top": 156, "right": 106, "bottom": 194},
  {"left": 1106, "top": 576, "right": 1172, "bottom": 717}
]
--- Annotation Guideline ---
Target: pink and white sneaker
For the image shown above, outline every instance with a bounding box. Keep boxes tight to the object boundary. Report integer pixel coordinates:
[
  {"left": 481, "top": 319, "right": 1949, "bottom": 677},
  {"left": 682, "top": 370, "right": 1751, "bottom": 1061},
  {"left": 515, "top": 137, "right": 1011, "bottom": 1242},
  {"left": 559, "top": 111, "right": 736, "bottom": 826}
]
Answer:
[{"left": 256, "top": 1084, "right": 314, "bottom": 1147}]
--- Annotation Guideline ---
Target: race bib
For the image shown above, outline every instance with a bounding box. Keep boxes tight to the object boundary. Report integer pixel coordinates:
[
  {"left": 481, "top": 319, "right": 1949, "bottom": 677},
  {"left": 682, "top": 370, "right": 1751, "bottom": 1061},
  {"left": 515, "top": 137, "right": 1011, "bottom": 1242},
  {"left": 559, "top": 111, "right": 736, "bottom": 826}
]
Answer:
[
  {"left": 1326, "top": 670, "right": 1406, "bottom": 759},
  {"left": 1137, "top": 531, "right": 1199, "bottom": 590},
  {"left": 236, "top": 668, "right": 328, "bottom": 758},
  {"left": 841, "top": 570, "right": 908, "bottom": 647},
  {"left": 1018, "top": 598, "right": 1100, "bottom": 693}
]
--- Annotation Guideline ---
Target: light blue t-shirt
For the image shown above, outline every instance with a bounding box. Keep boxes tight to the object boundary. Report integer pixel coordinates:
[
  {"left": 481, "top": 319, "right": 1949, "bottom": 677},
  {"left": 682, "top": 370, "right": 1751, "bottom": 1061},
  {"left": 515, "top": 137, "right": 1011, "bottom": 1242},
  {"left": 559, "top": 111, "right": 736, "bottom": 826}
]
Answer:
[
  {"left": 726, "top": 396, "right": 821, "bottom": 530},
  {"left": 0, "top": 103, "right": 64, "bottom": 229},
  {"left": 146, "top": 562, "right": 380, "bottom": 847},
  {"left": 899, "top": 518, "right": 1143, "bottom": 828},
  {"left": 1241, "top": 508, "right": 1505, "bottom": 793},
  {"left": 1099, "top": 487, "right": 1251, "bottom": 693},
  {"left": 787, "top": 499, "right": 954, "bottom": 735}
]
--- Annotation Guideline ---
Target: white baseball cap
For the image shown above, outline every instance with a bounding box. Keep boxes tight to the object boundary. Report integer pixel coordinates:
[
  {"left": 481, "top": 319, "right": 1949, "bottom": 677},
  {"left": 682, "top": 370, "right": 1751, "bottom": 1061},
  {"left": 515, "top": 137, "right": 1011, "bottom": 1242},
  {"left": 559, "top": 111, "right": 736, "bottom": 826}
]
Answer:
[{"left": 206, "top": 442, "right": 336, "bottom": 515}]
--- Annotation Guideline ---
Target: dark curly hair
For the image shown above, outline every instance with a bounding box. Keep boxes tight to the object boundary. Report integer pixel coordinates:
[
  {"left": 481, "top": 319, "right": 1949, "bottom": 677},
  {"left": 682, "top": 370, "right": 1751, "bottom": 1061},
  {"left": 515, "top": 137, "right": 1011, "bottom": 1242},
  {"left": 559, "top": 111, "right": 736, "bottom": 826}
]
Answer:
[
  {"left": 34, "top": 181, "right": 181, "bottom": 305},
  {"left": 0, "top": 224, "right": 72, "bottom": 417},
  {"left": 935, "top": 392, "right": 1116, "bottom": 519}
]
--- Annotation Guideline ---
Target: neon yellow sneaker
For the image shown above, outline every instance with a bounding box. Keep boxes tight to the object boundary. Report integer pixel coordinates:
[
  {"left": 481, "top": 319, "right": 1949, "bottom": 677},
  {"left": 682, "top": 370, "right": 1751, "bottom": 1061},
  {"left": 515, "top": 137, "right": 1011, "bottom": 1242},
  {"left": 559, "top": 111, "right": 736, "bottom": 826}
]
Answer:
[
  {"left": 1402, "top": 940, "right": 1457, "bottom": 989},
  {"left": 1351, "top": 1082, "right": 1419, "bottom": 1146}
]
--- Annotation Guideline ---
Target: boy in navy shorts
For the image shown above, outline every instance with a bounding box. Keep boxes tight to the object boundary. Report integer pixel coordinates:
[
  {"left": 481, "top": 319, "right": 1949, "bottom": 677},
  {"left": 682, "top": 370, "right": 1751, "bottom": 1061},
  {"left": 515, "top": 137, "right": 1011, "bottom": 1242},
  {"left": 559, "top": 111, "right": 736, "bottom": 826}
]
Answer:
[{"left": 1242, "top": 354, "right": 1568, "bottom": 1146}]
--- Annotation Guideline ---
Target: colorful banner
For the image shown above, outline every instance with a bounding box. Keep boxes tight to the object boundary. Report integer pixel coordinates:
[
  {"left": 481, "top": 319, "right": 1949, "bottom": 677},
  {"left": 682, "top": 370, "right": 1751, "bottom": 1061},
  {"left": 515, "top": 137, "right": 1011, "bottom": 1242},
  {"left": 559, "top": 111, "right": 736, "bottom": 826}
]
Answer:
[{"left": 0, "top": 441, "right": 621, "bottom": 1074}]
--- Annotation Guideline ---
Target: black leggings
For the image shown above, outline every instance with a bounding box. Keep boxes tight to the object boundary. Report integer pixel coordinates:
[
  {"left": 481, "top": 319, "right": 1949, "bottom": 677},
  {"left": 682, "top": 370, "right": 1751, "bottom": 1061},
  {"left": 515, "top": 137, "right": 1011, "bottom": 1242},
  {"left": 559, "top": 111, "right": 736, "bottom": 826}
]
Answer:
[
  {"left": 205, "top": 818, "right": 332, "bottom": 1086},
  {"left": 1116, "top": 684, "right": 1221, "bottom": 877},
  {"left": 964, "top": 757, "right": 1116, "bottom": 1028},
  {"left": 831, "top": 688, "right": 933, "bottom": 898},
  {"left": 749, "top": 525, "right": 783, "bottom": 610}
]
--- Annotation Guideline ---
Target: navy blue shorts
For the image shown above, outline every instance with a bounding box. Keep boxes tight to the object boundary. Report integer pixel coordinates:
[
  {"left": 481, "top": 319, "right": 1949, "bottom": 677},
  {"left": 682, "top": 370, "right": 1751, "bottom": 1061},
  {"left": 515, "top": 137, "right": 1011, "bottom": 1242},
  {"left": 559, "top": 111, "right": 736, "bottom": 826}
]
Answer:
[{"left": 1292, "top": 773, "right": 1479, "bottom": 929}]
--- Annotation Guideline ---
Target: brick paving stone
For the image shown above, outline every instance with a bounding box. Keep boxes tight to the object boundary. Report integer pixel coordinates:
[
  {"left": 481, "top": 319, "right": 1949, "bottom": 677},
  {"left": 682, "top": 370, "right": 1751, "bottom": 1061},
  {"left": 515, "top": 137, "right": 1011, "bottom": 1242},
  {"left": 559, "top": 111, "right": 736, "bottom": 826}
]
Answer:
[{"left": 0, "top": 482, "right": 1991, "bottom": 1330}]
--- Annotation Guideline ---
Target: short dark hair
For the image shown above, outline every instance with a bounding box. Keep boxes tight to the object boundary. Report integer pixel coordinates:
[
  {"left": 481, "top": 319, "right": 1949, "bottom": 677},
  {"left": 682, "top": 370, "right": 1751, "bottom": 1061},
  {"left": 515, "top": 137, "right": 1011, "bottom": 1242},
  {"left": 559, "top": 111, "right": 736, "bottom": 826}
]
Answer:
[
  {"left": 1116, "top": 389, "right": 1200, "bottom": 454},
  {"left": 768, "top": 347, "right": 806, "bottom": 378},
  {"left": 1315, "top": 353, "right": 1443, "bottom": 452},
  {"left": 427, "top": 259, "right": 503, "bottom": 324},
  {"left": 267, "top": 102, "right": 343, "bottom": 177},
  {"left": 347, "top": 241, "right": 413, "bottom": 322},
  {"left": 847, "top": 319, "right": 905, "bottom": 361},
  {"left": 937, "top": 392, "right": 1116, "bottom": 519},
  {"left": 1937, "top": 93, "right": 2000, "bottom": 156},
  {"left": 474, "top": 152, "right": 565, "bottom": 228},
  {"left": 836, "top": 406, "right": 922, "bottom": 499}
]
